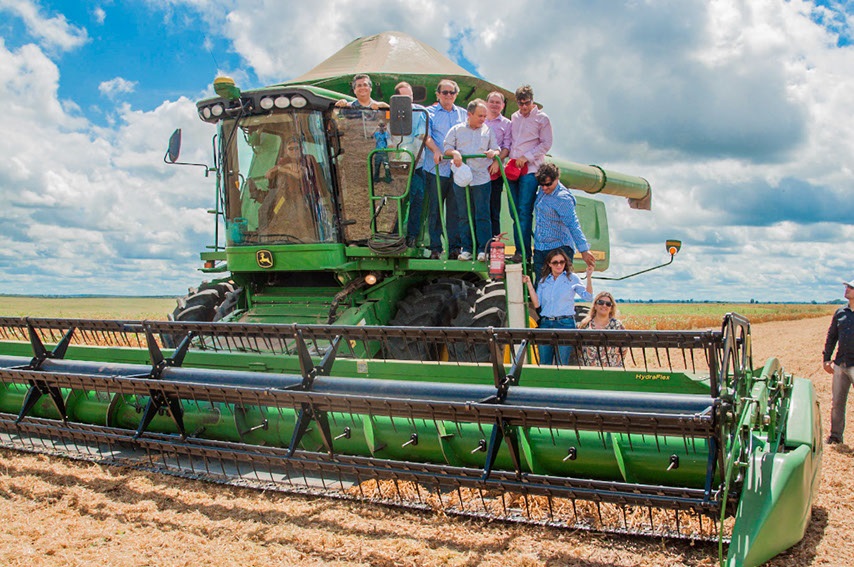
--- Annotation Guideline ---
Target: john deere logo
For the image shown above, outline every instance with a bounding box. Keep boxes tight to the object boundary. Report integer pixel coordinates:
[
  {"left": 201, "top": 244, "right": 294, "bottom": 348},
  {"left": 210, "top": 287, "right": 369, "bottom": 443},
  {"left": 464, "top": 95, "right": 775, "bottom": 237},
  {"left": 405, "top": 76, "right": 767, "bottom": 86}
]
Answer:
[{"left": 256, "top": 250, "right": 274, "bottom": 268}]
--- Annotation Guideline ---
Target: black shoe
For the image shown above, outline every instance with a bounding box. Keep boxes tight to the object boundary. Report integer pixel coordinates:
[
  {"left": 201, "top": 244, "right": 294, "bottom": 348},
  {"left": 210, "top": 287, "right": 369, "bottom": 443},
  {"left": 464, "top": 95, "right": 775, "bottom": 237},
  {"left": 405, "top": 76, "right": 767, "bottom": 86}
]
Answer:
[
  {"left": 405, "top": 237, "right": 416, "bottom": 248},
  {"left": 510, "top": 253, "right": 523, "bottom": 263},
  {"left": 429, "top": 251, "right": 441, "bottom": 259},
  {"left": 449, "top": 250, "right": 460, "bottom": 260},
  {"left": 827, "top": 436, "right": 842, "bottom": 445}
]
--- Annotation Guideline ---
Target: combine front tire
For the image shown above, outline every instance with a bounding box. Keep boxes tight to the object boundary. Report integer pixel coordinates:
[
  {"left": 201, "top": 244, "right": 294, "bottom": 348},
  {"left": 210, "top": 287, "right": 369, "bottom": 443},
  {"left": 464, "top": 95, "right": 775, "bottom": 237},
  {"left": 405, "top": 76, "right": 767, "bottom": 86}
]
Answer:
[
  {"left": 448, "top": 280, "right": 507, "bottom": 362},
  {"left": 385, "top": 278, "right": 469, "bottom": 360},
  {"left": 164, "top": 281, "right": 238, "bottom": 347}
]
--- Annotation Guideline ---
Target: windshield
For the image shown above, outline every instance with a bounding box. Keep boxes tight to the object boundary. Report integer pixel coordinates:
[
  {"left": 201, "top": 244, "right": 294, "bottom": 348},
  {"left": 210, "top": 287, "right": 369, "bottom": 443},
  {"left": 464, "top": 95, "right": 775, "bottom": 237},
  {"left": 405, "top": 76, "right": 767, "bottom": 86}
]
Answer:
[{"left": 221, "top": 111, "right": 337, "bottom": 245}]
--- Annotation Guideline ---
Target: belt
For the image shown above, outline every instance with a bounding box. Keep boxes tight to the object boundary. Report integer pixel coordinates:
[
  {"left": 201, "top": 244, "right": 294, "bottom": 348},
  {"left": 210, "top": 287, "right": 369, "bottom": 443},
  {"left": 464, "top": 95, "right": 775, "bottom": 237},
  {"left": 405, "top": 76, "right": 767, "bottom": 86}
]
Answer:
[{"left": 541, "top": 315, "right": 574, "bottom": 321}]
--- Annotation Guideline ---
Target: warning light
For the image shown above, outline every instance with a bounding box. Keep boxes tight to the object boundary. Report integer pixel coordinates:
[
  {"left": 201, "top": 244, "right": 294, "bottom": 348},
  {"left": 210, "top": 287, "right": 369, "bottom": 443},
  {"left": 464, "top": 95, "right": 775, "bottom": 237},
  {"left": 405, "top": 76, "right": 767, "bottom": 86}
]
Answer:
[{"left": 665, "top": 240, "right": 682, "bottom": 256}]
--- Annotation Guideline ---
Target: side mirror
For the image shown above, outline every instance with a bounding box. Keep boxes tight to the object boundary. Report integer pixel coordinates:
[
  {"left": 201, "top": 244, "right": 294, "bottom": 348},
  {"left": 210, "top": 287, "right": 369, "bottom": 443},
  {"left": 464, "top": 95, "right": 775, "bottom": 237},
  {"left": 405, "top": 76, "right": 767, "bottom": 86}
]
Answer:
[
  {"left": 166, "top": 129, "right": 182, "bottom": 163},
  {"left": 389, "top": 95, "right": 412, "bottom": 136}
]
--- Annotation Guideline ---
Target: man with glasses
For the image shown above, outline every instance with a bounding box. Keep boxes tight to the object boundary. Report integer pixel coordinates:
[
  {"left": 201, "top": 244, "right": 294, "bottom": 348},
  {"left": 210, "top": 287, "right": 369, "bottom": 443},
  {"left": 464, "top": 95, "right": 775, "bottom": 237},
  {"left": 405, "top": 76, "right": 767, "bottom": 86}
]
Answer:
[
  {"left": 824, "top": 279, "right": 854, "bottom": 444},
  {"left": 531, "top": 163, "right": 596, "bottom": 280},
  {"left": 508, "top": 85, "right": 553, "bottom": 264},
  {"left": 423, "top": 79, "right": 467, "bottom": 259}
]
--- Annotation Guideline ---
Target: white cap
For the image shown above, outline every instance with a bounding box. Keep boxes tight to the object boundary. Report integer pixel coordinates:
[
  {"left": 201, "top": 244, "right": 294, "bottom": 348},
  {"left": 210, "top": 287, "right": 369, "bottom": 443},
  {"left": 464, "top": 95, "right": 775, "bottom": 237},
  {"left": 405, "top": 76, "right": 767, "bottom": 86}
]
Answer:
[
  {"left": 844, "top": 278, "right": 854, "bottom": 287},
  {"left": 451, "top": 163, "right": 473, "bottom": 187}
]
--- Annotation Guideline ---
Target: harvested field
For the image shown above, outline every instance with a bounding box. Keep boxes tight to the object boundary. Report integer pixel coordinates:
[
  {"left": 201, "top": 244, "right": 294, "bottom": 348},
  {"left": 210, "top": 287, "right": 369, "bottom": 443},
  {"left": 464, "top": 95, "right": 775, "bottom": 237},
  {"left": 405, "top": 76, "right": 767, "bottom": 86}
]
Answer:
[{"left": 0, "top": 316, "right": 851, "bottom": 566}]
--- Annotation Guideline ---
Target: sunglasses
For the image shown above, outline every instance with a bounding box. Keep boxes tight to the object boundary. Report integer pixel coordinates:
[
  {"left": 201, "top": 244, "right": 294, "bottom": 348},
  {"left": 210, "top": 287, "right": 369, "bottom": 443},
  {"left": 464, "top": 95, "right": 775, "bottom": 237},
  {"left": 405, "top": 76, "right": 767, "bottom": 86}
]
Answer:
[
  {"left": 549, "top": 259, "right": 566, "bottom": 266},
  {"left": 596, "top": 299, "right": 613, "bottom": 307},
  {"left": 538, "top": 178, "right": 556, "bottom": 187},
  {"left": 438, "top": 90, "right": 457, "bottom": 95},
  {"left": 517, "top": 99, "right": 534, "bottom": 106}
]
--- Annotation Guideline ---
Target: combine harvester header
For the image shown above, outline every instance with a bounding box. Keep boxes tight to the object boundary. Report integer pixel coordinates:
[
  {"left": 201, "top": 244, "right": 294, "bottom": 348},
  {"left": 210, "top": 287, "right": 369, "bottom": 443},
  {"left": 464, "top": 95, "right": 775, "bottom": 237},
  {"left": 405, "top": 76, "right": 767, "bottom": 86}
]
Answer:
[{"left": 0, "top": 31, "right": 821, "bottom": 567}]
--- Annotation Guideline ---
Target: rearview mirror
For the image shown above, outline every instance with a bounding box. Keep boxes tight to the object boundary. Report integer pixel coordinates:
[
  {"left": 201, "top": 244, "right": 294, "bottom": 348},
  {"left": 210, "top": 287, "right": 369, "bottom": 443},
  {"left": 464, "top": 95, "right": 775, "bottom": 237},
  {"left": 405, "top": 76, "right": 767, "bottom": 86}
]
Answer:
[
  {"left": 166, "top": 129, "right": 182, "bottom": 163},
  {"left": 389, "top": 95, "right": 412, "bottom": 136}
]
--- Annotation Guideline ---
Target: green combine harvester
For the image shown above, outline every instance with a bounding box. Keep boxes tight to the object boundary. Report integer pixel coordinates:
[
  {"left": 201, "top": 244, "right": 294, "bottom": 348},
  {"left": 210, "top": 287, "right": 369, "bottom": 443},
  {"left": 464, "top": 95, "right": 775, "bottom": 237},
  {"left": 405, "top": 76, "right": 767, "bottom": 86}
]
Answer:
[{"left": 0, "top": 32, "right": 821, "bottom": 567}]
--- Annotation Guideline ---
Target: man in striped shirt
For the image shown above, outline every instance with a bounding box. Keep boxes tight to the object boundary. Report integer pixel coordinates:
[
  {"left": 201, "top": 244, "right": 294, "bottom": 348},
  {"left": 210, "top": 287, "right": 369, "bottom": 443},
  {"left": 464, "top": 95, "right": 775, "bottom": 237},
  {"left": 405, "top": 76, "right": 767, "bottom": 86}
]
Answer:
[{"left": 532, "top": 163, "right": 596, "bottom": 280}]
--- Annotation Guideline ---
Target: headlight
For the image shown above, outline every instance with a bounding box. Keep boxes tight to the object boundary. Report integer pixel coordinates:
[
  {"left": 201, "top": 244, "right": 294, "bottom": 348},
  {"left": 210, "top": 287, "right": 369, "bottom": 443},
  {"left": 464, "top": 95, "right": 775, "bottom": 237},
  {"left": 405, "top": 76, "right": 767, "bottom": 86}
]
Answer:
[
  {"left": 259, "top": 97, "right": 274, "bottom": 110},
  {"left": 202, "top": 107, "right": 212, "bottom": 119},
  {"left": 274, "top": 96, "right": 290, "bottom": 109},
  {"left": 211, "top": 104, "right": 224, "bottom": 117},
  {"left": 290, "top": 96, "right": 307, "bottom": 108}
]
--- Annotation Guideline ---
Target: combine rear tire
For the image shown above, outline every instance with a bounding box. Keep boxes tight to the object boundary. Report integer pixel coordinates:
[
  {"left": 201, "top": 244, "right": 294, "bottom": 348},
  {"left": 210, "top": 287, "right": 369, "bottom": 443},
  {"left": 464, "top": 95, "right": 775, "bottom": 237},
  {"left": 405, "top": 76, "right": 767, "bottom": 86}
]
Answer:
[
  {"left": 385, "top": 278, "right": 470, "bottom": 360},
  {"left": 447, "top": 280, "right": 507, "bottom": 362}
]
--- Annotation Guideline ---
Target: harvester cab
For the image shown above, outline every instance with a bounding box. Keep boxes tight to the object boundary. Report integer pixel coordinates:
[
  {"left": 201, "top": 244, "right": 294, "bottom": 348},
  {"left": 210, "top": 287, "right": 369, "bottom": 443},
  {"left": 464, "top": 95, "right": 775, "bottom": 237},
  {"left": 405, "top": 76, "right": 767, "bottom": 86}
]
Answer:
[{"left": 0, "top": 31, "right": 822, "bottom": 567}]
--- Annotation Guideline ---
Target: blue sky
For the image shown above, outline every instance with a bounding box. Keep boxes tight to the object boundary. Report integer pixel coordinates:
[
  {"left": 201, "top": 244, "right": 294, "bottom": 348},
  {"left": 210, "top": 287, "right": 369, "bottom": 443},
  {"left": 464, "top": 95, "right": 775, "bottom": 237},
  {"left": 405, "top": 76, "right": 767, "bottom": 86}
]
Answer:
[{"left": 0, "top": 0, "right": 852, "bottom": 303}]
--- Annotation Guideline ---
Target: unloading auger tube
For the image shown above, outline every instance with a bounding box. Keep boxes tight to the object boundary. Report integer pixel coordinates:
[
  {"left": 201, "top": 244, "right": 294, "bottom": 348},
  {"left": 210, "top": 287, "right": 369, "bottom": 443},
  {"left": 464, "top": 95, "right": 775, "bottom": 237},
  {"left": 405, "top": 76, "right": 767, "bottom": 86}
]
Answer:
[{"left": 0, "top": 314, "right": 821, "bottom": 567}]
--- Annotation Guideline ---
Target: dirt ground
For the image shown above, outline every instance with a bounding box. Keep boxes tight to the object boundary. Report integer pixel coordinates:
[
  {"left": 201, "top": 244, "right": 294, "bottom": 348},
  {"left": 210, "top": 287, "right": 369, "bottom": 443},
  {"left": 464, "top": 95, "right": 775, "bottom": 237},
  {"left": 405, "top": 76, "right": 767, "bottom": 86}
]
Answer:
[{"left": 1, "top": 316, "right": 851, "bottom": 567}]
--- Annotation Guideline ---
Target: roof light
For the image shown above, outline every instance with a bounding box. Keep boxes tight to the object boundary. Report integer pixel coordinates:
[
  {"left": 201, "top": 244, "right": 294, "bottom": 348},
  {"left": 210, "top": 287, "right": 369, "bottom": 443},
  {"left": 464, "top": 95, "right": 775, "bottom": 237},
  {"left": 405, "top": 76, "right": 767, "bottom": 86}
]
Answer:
[
  {"left": 211, "top": 104, "right": 224, "bottom": 117},
  {"left": 274, "top": 96, "right": 290, "bottom": 109},
  {"left": 259, "top": 97, "right": 274, "bottom": 110},
  {"left": 290, "top": 96, "right": 307, "bottom": 108},
  {"left": 202, "top": 107, "right": 212, "bottom": 119}
]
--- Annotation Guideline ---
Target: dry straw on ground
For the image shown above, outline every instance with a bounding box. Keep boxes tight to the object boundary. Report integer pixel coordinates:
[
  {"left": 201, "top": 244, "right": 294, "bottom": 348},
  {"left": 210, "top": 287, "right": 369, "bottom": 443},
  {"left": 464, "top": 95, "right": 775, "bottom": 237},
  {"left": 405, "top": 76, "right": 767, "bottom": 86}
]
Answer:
[{"left": 0, "top": 316, "right": 851, "bottom": 566}]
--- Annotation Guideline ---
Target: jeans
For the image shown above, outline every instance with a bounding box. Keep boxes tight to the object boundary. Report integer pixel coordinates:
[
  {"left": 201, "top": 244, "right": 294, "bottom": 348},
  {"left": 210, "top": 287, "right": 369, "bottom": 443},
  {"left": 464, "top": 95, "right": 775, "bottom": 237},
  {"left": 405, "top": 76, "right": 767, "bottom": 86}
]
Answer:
[
  {"left": 830, "top": 364, "right": 854, "bottom": 441},
  {"left": 537, "top": 316, "right": 576, "bottom": 365},
  {"left": 426, "top": 171, "right": 459, "bottom": 253},
  {"left": 454, "top": 181, "right": 492, "bottom": 254},
  {"left": 533, "top": 245, "right": 574, "bottom": 286},
  {"left": 406, "top": 167, "right": 426, "bottom": 242},
  {"left": 507, "top": 172, "right": 538, "bottom": 259},
  {"left": 490, "top": 177, "right": 504, "bottom": 239}
]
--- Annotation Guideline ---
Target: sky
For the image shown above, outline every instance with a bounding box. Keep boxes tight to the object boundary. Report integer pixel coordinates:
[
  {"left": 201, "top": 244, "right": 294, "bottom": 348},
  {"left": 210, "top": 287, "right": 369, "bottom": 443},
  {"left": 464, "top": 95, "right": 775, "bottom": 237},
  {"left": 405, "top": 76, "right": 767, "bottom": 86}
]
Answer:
[{"left": 0, "top": 0, "right": 852, "bottom": 303}]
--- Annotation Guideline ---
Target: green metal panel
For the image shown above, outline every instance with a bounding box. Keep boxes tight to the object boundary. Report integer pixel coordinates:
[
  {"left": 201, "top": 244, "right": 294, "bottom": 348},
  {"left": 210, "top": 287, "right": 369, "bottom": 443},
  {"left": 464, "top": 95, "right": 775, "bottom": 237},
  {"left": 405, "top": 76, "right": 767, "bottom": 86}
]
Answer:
[{"left": 227, "top": 244, "right": 348, "bottom": 272}]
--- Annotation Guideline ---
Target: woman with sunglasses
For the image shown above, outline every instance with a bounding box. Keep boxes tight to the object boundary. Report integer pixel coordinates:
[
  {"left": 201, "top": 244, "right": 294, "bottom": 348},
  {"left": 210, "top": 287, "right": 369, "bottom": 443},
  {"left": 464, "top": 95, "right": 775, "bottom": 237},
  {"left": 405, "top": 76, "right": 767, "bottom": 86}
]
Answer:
[
  {"left": 578, "top": 291, "right": 628, "bottom": 367},
  {"left": 522, "top": 249, "right": 593, "bottom": 365}
]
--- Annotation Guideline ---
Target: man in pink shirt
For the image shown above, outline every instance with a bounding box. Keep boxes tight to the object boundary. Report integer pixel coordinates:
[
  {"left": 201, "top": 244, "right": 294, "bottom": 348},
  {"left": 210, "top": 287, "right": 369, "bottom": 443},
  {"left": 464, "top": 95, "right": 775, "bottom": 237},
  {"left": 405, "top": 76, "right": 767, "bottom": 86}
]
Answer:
[
  {"left": 507, "top": 85, "right": 553, "bottom": 263},
  {"left": 485, "top": 91, "right": 512, "bottom": 238}
]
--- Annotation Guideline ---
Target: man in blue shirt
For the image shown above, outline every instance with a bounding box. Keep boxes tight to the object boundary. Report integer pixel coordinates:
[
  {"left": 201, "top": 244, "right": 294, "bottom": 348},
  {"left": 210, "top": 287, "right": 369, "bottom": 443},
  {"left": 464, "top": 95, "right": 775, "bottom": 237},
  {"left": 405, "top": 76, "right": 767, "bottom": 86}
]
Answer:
[
  {"left": 423, "top": 79, "right": 467, "bottom": 258},
  {"left": 392, "top": 81, "right": 429, "bottom": 248},
  {"left": 532, "top": 163, "right": 596, "bottom": 279},
  {"left": 372, "top": 122, "right": 391, "bottom": 182}
]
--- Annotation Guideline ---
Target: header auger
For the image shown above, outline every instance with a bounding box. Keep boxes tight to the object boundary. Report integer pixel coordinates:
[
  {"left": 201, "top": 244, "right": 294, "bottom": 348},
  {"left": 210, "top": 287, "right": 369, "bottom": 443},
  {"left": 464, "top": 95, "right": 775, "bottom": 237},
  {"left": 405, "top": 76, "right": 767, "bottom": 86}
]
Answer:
[
  {"left": 0, "top": 314, "right": 821, "bottom": 566},
  {"left": 0, "top": 31, "right": 820, "bottom": 567}
]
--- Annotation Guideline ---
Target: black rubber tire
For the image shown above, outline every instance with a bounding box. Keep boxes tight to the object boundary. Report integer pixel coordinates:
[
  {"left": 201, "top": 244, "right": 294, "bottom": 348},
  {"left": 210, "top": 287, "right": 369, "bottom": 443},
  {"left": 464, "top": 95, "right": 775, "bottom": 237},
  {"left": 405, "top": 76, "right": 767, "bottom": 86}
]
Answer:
[
  {"left": 164, "top": 281, "right": 236, "bottom": 347},
  {"left": 385, "top": 278, "right": 471, "bottom": 361},
  {"left": 447, "top": 279, "right": 507, "bottom": 362}
]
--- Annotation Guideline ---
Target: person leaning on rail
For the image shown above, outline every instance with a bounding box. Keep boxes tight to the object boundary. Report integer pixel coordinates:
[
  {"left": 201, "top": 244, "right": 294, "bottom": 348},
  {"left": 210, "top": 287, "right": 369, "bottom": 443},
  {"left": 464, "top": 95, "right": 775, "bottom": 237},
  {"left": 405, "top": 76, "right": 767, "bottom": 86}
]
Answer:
[
  {"left": 824, "top": 278, "right": 854, "bottom": 444},
  {"left": 443, "top": 98, "right": 500, "bottom": 262},
  {"left": 531, "top": 163, "right": 596, "bottom": 280},
  {"left": 334, "top": 74, "right": 390, "bottom": 110},
  {"left": 423, "top": 79, "right": 467, "bottom": 259},
  {"left": 522, "top": 248, "right": 593, "bottom": 365}
]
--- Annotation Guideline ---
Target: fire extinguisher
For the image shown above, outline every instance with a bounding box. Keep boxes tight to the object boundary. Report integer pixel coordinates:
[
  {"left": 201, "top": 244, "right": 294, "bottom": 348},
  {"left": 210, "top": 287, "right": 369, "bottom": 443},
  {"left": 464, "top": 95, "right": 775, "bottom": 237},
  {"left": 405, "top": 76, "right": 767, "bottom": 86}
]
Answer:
[{"left": 487, "top": 233, "right": 507, "bottom": 279}]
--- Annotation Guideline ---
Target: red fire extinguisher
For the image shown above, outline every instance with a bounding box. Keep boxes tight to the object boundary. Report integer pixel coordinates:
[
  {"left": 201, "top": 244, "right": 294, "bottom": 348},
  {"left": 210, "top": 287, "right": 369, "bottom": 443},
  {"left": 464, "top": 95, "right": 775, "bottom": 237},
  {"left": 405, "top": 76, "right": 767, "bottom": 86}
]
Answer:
[{"left": 488, "top": 233, "right": 507, "bottom": 279}]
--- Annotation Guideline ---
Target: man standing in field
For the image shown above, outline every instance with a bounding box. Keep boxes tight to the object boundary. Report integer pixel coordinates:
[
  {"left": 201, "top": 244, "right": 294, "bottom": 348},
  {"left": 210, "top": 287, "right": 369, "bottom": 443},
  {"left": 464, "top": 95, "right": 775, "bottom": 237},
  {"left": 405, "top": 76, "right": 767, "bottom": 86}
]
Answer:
[{"left": 824, "top": 278, "right": 854, "bottom": 444}]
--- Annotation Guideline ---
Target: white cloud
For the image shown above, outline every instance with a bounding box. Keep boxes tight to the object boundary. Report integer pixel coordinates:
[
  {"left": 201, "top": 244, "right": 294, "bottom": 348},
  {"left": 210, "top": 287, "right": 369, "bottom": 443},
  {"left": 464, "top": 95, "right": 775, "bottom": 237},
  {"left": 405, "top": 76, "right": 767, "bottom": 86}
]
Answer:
[
  {"left": 0, "top": 38, "right": 213, "bottom": 296},
  {"left": 0, "top": 0, "right": 89, "bottom": 51},
  {"left": 99, "top": 76, "right": 138, "bottom": 99},
  {"left": 3, "top": 0, "right": 854, "bottom": 302},
  {"left": 93, "top": 6, "right": 105, "bottom": 25}
]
